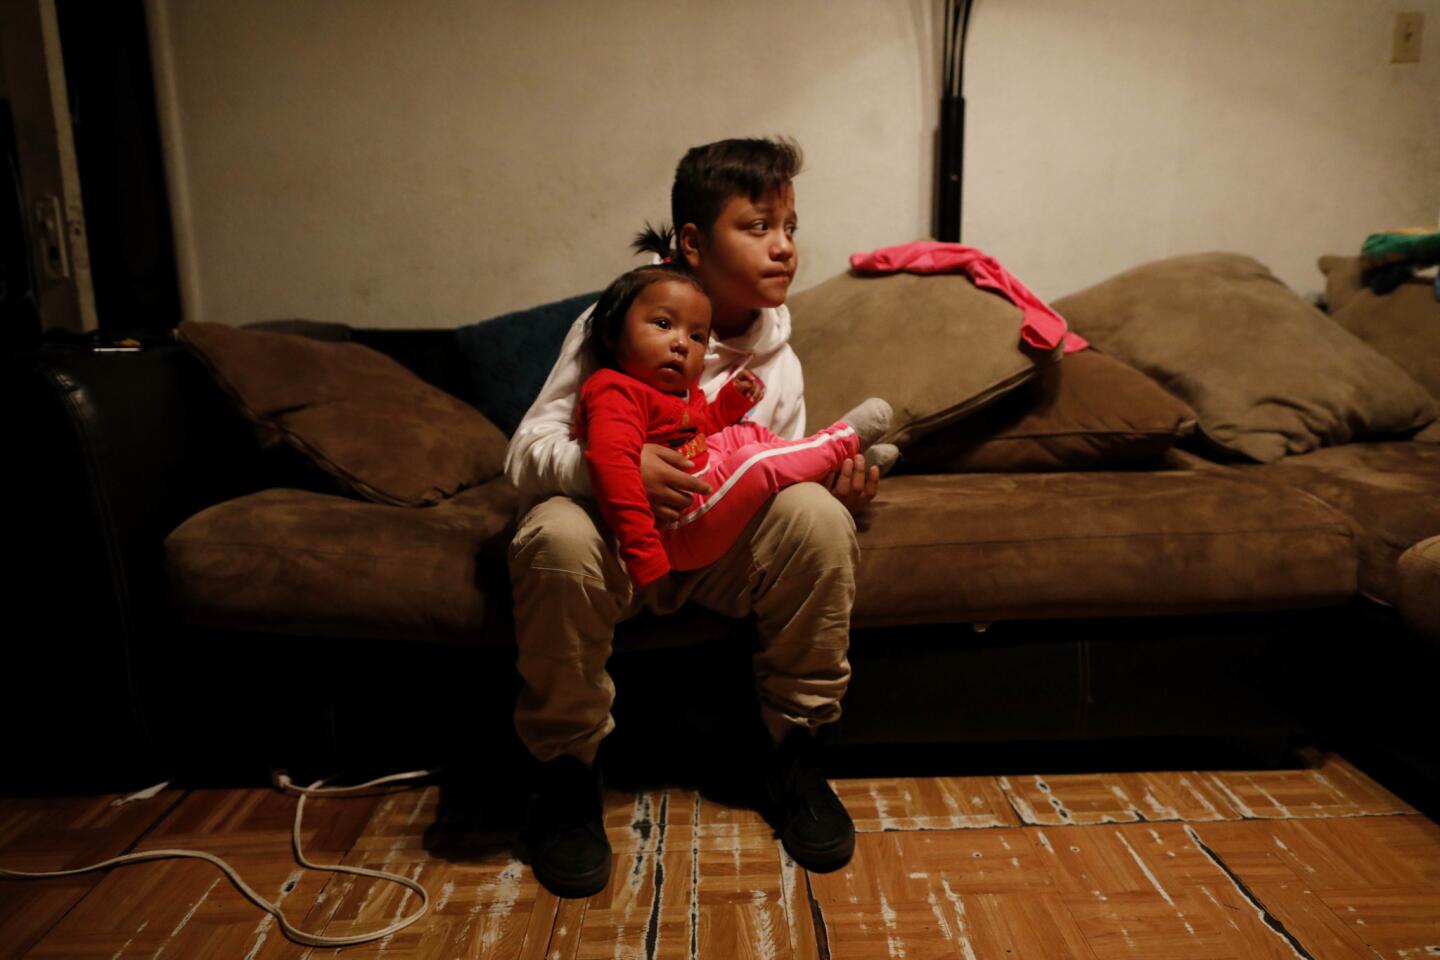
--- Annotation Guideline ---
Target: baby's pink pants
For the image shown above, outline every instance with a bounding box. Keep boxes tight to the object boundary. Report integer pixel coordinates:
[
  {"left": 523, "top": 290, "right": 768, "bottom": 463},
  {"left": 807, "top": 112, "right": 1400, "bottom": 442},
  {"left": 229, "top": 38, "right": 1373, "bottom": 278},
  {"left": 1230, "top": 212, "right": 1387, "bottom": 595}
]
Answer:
[{"left": 661, "top": 420, "right": 860, "bottom": 571}]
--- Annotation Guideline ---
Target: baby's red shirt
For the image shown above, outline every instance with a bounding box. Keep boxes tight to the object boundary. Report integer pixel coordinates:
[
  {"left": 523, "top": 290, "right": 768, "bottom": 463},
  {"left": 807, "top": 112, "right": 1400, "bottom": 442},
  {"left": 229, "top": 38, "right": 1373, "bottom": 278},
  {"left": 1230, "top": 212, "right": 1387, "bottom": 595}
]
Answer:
[{"left": 577, "top": 368, "right": 757, "bottom": 587}]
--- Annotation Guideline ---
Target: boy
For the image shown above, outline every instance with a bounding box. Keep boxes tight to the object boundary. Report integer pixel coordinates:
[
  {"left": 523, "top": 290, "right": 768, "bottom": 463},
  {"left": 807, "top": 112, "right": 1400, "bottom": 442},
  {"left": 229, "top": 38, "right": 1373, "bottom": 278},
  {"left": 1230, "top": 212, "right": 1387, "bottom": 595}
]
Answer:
[{"left": 505, "top": 137, "right": 879, "bottom": 898}]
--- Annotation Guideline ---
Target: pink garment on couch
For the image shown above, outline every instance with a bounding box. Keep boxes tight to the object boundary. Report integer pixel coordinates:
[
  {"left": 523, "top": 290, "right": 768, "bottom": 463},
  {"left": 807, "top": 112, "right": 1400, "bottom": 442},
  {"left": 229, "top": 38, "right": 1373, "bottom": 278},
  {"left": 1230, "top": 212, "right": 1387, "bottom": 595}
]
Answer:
[{"left": 850, "top": 241, "right": 1088, "bottom": 354}]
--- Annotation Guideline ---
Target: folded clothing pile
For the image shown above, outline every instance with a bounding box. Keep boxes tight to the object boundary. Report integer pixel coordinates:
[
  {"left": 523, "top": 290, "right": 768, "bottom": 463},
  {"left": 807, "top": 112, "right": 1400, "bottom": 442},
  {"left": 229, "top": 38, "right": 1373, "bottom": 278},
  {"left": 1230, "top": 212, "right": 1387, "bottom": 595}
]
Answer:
[{"left": 1361, "top": 227, "right": 1440, "bottom": 298}]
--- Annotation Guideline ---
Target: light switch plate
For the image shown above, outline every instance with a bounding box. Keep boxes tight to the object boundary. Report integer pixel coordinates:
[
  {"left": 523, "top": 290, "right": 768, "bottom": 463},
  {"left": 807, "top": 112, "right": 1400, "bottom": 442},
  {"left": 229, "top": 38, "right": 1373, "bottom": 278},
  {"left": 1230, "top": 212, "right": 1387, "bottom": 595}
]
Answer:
[{"left": 1393, "top": 11, "right": 1424, "bottom": 63}]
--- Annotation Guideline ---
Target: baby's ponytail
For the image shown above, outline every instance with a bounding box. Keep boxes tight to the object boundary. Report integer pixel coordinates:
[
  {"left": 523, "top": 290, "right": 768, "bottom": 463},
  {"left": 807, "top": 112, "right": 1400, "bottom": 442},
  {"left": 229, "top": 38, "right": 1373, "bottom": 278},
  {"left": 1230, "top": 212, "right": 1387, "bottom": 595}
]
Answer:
[{"left": 632, "top": 221, "right": 678, "bottom": 262}]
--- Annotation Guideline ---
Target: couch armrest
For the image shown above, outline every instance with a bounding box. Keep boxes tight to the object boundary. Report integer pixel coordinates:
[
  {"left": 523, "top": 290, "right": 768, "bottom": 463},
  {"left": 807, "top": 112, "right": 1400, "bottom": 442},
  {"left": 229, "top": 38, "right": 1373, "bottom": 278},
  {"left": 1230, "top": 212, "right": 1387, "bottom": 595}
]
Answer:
[
  {"left": 14, "top": 343, "right": 267, "bottom": 594},
  {"left": 13, "top": 329, "right": 486, "bottom": 645},
  {"left": 5, "top": 343, "right": 267, "bottom": 783}
]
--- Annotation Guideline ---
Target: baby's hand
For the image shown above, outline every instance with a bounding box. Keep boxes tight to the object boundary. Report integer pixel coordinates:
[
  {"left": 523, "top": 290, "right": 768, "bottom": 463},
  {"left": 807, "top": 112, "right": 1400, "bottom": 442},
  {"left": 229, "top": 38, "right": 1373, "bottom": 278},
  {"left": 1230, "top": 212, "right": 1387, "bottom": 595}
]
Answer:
[{"left": 732, "top": 370, "right": 765, "bottom": 403}]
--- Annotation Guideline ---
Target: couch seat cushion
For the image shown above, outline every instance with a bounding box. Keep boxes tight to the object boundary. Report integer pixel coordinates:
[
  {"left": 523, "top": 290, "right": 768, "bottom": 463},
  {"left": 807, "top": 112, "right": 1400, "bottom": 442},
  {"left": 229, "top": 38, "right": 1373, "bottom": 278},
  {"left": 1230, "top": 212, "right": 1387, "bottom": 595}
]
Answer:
[
  {"left": 1238, "top": 442, "right": 1440, "bottom": 604},
  {"left": 853, "top": 471, "right": 1356, "bottom": 627},
  {"left": 1397, "top": 536, "right": 1440, "bottom": 648},
  {"left": 165, "top": 479, "right": 519, "bottom": 643}
]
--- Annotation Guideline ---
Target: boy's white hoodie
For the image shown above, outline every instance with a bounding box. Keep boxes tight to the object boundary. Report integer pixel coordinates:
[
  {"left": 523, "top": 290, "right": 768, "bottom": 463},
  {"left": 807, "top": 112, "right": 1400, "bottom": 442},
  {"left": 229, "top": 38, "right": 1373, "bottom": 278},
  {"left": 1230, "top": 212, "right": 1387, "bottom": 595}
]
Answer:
[{"left": 504, "top": 303, "right": 806, "bottom": 508}]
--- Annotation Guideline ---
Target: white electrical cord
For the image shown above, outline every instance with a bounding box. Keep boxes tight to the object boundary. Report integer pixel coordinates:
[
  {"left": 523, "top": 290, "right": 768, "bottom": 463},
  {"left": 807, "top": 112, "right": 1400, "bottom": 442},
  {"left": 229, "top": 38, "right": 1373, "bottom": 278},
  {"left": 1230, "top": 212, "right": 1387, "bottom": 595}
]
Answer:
[{"left": 0, "top": 768, "right": 442, "bottom": 948}]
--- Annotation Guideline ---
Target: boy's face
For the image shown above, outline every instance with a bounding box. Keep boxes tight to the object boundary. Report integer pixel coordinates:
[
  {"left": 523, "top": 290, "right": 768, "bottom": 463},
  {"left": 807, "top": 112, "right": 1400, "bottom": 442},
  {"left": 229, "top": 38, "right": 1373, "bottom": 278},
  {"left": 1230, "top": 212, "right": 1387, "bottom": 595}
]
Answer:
[
  {"left": 688, "top": 185, "right": 798, "bottom": 320},
  {"left": 613, "top": 280, "right": 712, "bottom": 395}
]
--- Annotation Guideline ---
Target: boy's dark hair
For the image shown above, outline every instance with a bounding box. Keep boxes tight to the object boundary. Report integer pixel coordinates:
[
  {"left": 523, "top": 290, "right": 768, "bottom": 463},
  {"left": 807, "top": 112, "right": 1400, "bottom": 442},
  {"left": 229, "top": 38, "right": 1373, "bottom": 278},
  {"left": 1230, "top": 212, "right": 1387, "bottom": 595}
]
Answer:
[
  {"left": 633, "top": 136, "right": 803, "bottom": 260},
  {"left": 583, "top": 264, "right": 708, "bottom": 372}
]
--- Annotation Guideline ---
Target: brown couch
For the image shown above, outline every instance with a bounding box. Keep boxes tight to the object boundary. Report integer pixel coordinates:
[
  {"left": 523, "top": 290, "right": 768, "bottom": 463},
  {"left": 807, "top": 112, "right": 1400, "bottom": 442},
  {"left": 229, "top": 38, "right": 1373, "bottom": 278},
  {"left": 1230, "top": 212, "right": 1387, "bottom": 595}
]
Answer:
[{"left": 10, "top": 253, "right": 1439, "bottom": 792}]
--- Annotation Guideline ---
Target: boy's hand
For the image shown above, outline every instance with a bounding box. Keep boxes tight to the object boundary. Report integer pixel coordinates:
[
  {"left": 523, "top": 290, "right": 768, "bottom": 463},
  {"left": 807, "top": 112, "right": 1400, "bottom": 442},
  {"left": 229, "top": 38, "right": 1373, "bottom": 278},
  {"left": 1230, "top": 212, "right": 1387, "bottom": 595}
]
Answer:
[
  {"left": 825, "top": 455, "right": 879, "bottom": 514},
  {"left": 731, "top": 370, "right": 765, "bottom": 403},
  {"left": 641, "top": 444, "right": 711, "bottom": 524}
]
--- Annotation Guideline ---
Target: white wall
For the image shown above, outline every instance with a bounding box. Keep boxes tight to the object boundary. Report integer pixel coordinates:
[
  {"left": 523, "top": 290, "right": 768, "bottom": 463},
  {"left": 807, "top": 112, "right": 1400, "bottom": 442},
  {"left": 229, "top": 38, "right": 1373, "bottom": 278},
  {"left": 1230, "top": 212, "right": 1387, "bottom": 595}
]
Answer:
[
  {"left": 963, "top": 0, "right": 1440, "bottom": 300},
  {"left": 147, "top": 0, "right": 1440, "bottom": 328},
  {"left": 146, "top": 0, "right": 937, "bottom": 327}
]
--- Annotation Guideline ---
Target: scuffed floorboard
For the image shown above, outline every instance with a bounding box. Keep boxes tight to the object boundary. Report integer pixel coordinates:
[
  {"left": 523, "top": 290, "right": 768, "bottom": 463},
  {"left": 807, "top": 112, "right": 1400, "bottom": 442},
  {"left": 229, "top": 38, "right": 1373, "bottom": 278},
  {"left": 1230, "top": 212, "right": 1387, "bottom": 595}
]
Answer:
[{"left": 4, "top": 753, "right": 1438, "bottom": 959}]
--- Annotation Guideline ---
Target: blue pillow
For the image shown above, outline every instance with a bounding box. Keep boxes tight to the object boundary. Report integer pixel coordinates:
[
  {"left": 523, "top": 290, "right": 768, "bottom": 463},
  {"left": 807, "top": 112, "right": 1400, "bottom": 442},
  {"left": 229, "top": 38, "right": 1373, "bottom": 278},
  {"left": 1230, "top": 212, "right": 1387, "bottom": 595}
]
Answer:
[{"left": 455, "top": 291, "right": 598, "bottom": 436}]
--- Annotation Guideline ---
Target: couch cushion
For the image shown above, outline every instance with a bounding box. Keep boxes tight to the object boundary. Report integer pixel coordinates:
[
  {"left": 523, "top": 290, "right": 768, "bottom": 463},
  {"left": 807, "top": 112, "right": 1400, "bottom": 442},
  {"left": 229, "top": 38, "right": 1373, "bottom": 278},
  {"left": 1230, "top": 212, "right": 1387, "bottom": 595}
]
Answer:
[
  {"left": 164, "top": 476, "right": 748, "bottom": 650},
  {"left": 789, "top": 271, "right": 1050, "bottom": 443},
  {"left": 1237, "top": 441, "right": 1440, "bottom": 604},
  {"left": 1397, "top": 536, "right": 1440, "bottom": 649},
  {"left": 178, "top": 321, "right": 509, "bottom": 507},
  {"left": 1330, "top": 282, "right": 1440, "bottom": 401},
  {"left": 455, "top": 291, "right": 600, "bottom": 436},
  {"left": 852, "top": 471, "right": 1356, "bottom": 627},
  {"left": 165, "top": 479, "right": 519, "bottom": 643},
  {"left": 898, "top": 348, "right": 1197, "bottom": 472},
  {"left": 1317, "top": 255, "right": 1366, "bottom": 312},
  {"left": 1053, "top": 253, "right": 1437, "bottom": 462}
]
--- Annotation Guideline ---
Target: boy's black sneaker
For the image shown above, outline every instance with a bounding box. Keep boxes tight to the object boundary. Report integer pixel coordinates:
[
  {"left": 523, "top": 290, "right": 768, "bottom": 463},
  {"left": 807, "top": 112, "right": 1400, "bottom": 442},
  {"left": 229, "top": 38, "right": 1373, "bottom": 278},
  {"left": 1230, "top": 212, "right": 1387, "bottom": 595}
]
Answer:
[
  {"left": 762, "top": 728, "right": 855, "bottom": 872},
  {"left": 522, "top": 755, "right": 612, "bottom": 898}
]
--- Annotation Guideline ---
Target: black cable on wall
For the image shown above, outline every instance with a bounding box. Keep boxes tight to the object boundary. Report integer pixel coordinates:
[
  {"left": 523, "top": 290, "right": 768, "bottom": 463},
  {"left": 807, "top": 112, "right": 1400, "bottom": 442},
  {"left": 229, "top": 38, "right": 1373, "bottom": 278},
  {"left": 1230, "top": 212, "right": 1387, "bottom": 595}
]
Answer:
[{"left": 937, "top": 0, "right": 973, "bottom": 242}]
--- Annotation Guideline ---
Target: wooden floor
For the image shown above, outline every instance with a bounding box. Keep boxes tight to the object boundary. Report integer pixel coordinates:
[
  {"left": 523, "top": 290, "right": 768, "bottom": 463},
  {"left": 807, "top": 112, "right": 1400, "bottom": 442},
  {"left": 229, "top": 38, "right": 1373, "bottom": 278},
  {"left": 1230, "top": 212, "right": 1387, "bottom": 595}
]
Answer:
[{"left": 3, "top": 752, "right": 1439, "bottom": 959}]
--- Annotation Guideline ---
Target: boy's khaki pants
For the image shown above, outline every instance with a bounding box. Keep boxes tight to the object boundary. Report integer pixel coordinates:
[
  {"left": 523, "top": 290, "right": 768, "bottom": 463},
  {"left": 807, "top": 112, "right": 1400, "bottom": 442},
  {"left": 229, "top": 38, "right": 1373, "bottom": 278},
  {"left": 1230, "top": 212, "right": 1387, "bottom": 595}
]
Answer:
[{"left": 510, "top": 482, "right": 857, "bottom": 765}]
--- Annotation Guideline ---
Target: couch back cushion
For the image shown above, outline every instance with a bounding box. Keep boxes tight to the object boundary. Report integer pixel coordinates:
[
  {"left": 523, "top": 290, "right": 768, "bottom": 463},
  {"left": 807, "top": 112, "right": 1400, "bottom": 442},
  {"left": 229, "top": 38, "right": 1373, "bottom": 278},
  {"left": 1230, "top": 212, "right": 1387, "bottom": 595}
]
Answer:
[
  {"left": 1053, "top": 253, "right": 1437, "bottom": 462},
  {"left": 1330, "top": 281, "right": 1440, "bottom": 402},
  {"left": 899, "top": 348, "right": 1198, "bottom": 472},
  {"left": 789, "top": 271, "right": 1051, "bottom": 442},
  {"left": 455, "top": 292, "right": 598, "bottom": 436},
  {"left": 178, "top": 321, "right": 508, "bottom": 507},
  {"left": 1317, "top": 255, "right": 1367, "bottom": 312}
]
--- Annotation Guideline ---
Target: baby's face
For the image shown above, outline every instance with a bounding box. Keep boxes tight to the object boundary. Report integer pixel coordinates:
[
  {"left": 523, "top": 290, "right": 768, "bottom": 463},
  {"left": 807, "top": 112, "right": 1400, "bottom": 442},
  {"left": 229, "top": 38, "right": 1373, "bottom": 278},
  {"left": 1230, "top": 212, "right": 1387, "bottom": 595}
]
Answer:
[{"left": 614, "top": 281, "right": 712, "bottom": 395}]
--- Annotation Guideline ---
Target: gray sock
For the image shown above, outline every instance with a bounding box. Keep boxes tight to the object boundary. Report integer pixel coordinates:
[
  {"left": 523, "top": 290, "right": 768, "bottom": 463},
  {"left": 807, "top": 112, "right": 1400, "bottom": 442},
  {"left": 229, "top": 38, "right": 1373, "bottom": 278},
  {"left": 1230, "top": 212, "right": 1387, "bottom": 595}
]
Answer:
[
  {"left": 863, "top": 443, "right": 900, "bottom": 477},
  {"left": 840, "top": 398, "right": 894, "bottom": 448}
]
